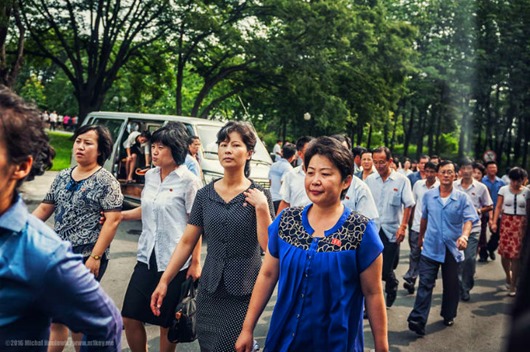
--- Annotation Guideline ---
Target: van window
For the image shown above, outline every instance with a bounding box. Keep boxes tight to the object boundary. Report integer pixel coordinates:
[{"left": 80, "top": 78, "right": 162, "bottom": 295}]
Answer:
[
  {"left": 92, "top": 118, "right": 124, "bottom": 144},
  {"left": 196, "top": 124, "right": 271, "bottom": 163}
]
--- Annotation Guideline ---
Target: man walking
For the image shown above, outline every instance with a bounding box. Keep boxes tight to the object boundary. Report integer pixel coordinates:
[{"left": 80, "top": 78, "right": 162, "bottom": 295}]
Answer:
[
  {"left": 408, "top": 155, "right": 430, "bottom": 188},
  {"left": 366, "top": 147, "right": 415, "bottom": 307},
  {"left": 408, "top": 161, "right": 478, "bottom": 335},
  {"left": 403, "top": 162, "right": 439, "bottom": 294},
  {"left": 454, "top": 159, "right": 493, "bottom": 301},
  {"left": 482, "top": 161, "right": 505, "bottom": 261},
  {"left": 269, "top": 143, "right": 297, "bottom": 213}
]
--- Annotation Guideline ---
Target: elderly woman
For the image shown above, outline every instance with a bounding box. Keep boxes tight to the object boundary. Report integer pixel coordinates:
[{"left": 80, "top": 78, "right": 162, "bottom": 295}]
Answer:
[
  {"left": 33, "top": 124, "right": 123, "bottom": 352},
  {"left": 236, "top": 136, "right": 388, "bottom": 352}
]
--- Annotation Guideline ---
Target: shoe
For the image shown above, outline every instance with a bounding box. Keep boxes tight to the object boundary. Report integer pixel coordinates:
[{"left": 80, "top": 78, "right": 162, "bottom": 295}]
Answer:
[
  {"left": 443, "top": 318, "right": 454, "bottom": 326},
  {"left": 461, "top": 291, "right": 470, "bottom": 302},
  {"left": 404, "top": 281, "right": 415, "bottom": 295},
  {"left": 489, "top": 251, "right": 496, "bottom": 260},
  {"left": 408, "top": 320, "right": 425, "bottom": 336},
  {"left": 478, "top": 257, "right": 488, "bottom": 263},
  {"left": 508, "top": 291, "right": 516, "bottom": 297},
  {"left": 386, "top": 292, "right": 397, "bottom": 308}
]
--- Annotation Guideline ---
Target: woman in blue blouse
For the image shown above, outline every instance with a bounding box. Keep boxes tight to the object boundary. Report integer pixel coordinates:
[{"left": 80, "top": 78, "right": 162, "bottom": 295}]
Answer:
[{"left": 236, "top": 136, "right": 388, "bottom": 352}]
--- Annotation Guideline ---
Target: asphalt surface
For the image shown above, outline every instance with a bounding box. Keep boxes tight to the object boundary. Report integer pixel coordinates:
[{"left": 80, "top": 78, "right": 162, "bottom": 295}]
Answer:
[{"left": 20, "top": 171, "right": 512, "bottom": 352}]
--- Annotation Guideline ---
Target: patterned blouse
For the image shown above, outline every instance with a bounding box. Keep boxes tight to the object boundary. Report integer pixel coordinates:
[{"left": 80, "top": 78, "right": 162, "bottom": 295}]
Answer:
[{"left": 43, "top": 167, "right": 123, "bottom": 258}]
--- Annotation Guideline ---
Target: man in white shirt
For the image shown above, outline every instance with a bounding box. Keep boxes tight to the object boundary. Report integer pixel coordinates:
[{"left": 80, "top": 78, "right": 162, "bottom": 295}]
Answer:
[
  {"left": 403, "top": 162, "right": 439, "bottom": 294},
  {"left": 454, "top": 158, "right": 493, "bottom": 301},
  {"left": 272, "top": 140, "right": 282, "bottom": 162},
  {"left": 269, "top": 143, "right": 297, "bottom": 213},
  {"left": 123, "top": 130, "right": 151, "bottom": 182},
  {"left": 366, "top": 146, "right": 415, "bottom": 307},
  {"left": 276, "top": 136, "right": 314, "bottom": 215},
  {"left": 343, "top": 176, "right": 379, "bottom": 221}
]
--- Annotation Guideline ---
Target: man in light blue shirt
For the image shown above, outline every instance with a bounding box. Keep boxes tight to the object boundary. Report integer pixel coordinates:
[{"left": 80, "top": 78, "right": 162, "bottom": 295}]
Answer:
[
  {"left": 408, "top": 160, "right": 478, "bottom": 336},
  {"left": 268, "top": 143, "right": 297, "bottom": 213},
  {"left": 366, "top": 146, "right": 415, "bottom": 307},
  {"left": 482, "top": 161, "right": 505, "bottom": 260},
  {"left": 343, "top": 175, "right": 379, "bottom": 221}
]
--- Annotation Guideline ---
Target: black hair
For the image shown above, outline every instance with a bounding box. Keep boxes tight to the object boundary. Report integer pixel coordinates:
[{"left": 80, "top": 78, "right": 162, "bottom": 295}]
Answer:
[
  {"left": 436, "top": 159, "right": 454, "bottom": 171},
  {"left": 0, "top": 86, "right": 55, "bottom": 187},
  {"left": 73, "top": 124, "right": 114, "bottom": 166},
  {"left": 330, "top": 134, "right": 352, "bottom": 150},
  {"left": 295, "top": 136, "right": 314, "bottom": 152},
  {"left": 371, "top": 146, "right": 392, "bottom": 161},
  {"left": 187, "top": 135, "right": 200, "bottom": 146},
  {"left": 152, "top": 123, "right": 189, "bottom": 166},
  {"left": 508, "top": 167, "right": 528, "bottom": 182},
  {"left": 352, "top": 146, "right": 367, "bottom": 157},
  {"left": 472, "top": 162, "right": 485, "bottom": 176},
  {"left": 460, "top": 157, "right": 473, "bottom": 167},
  {"left": 216, "top": 121, "right": 256, "bottom": 178},
  {"left": 304, "top": 136, "right": 354, "bottom": 199},
  {"left": 484, "top": 161, "right": 497, "bottom": 167},
  {"left": 281, "top": 143, "right": 297, "bottom": 160},
  {"left": 360, "top": 149, "right": 372, "bottom": 158},
  {"left": 419, "top": 155, "right": 430, "bottom": 161},
  {"left": 424, "top": 161, "right": 437, "bottom": 171}
]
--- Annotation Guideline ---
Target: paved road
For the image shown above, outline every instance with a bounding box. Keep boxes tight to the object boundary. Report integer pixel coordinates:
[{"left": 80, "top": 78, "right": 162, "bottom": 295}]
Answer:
[{"left": 20, "top": 172, "right": 512, "bottom": 351}]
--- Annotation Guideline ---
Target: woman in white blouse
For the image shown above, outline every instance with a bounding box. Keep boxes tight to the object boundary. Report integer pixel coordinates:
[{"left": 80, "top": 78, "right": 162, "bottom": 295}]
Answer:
[
  {"left": 120, "top": 123, "right": 203, "bottom": 352},
  {"left": 491, "top": 167, "right": 530, "bottom": 297}
]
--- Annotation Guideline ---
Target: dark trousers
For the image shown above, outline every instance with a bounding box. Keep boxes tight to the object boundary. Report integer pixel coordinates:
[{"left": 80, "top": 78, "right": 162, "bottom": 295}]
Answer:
[
  {"left": 379, "top": 229, "right": 399, "bottom": 294},
  {"left": 404, "top": 229, "right": 421, "bottom": 285},
  {"left": 459, "top": 232, "right": 479, "bottom": 293},
  {"left": 487, "top": 218, "right": 501, "bottom": 253},
  {"left": 408, "top": 251, "right": 460, "bottom": 326},
  {"left": 478, "top": 214, "right": 489, "bottom": 260}
]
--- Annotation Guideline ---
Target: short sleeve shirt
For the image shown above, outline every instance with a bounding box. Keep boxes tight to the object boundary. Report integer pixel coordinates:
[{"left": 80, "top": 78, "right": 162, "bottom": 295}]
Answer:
[
  {"left": 342, "top": 176, "right": 379, "bottom": 220},
  {"left": 188, "top": 180, "right": 275, "bottom": 295},
  {"left": 454, "top": 179, "right": 492, "bottom": 232},
  {"left": 137, "top": 166, "right": 202, "bottom": 271},
  {"left": 482, "top": 175, "right": 505, "bottom": 207},
  {"left": 498, "top": 186, "right": 530, "bottom": 215},
  {"left": 279, "top": 166, "right": 310, "bottom": 207},
  {"left": 411, "top": 179, "right": 440, "bottom": 232},
  {"left": 365, "top": 170, "right": 415, "bottom": 241},
  {"left": 43, "top": 167, "right": 123, "bottom": 257},
  {"left": 269, "top": 159, "right": 294, "bottom": 201},
  {"left": 265, "top": 205, "right": 383, "bottom": 352}
]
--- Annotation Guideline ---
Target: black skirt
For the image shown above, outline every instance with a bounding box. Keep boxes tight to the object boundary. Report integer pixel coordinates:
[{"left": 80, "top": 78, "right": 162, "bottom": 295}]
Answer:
[{"left": 121, "top": 253, "right": 187, "bottom": 327}]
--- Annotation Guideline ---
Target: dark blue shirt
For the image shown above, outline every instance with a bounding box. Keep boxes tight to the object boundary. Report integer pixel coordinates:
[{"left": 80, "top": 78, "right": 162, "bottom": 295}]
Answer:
[
  {"left": 0, "top": 195, "right": 122, "bottom": 351},
  {"left": 482, "top": 175, "right": 505, "bottom": 208},
  {"left": 265, "top": 205, "right": 383, "bottom": 352},
  {"left": 408, "top": 171, "right": 422, "bottom": 188}
]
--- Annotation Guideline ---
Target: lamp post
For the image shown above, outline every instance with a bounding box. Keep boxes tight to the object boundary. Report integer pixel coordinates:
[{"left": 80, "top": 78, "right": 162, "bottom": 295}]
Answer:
[
  {"left": 113, "top": 96, "right": 128, "bottom": 111},
  {"left": 303, "top": 112, "right": 311, "bottom": 121}
]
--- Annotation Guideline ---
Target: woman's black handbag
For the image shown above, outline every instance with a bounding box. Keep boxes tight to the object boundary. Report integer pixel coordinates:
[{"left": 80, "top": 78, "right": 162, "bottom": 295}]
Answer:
[{"left": 167, "top": 278, "right": 198, "bottom": 343}]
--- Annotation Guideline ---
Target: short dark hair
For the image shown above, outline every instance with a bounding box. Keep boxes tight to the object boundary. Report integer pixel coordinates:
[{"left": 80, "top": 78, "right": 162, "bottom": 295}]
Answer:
[
  {"left": 217, "top": 121, "right": 257, "bottom": 178},
  {"left": 424, "top": 162, "right": 437, "bottom": 171},
  {"left": 436, "top": 159, "right": 454, "bottom": 171},
  {"left": 484, "top": 161, "right": 497, "bottom": 167},
  {"left": 295, "top": 136, "right": 314, "bottom": 152},
  {"left": 472, "top": 162, "right": 485, "bottom": 176},
  {"left": 430, "top": 155, "right": 440, "bottom": 160},
  {"left": 460, "top": 157, "right": 473, "bottom": 168},
  {"left": 371, "top": 146, "right": 392, "bottom": 161},
  {"left": 73, "top": 124, "right": 113, "bottom": 166},
  {"left": 330, "top": 134, "right": 352, "bottom": 150},
  {"left": 508, "top": 167, "right": 528, "bottom": 182},
  {"left": 360, "top": 150, "right": 372, "bottom": 158},
  {"left": 419, "top": 155, "right": 430, "bottom": 161},
  {"left": 151, "top": 124, "right": 188, "bottom": 166},
  {"left": 281, "top": 143, "right": 297, "bottom": 160},
  {"left": 187, "top": 135, "right": 200, "bottom": 146},
  {"left": 352, "top": 146, "right": 367, "bottom": 158},
  {"left": 0, "top": 85, "right": 55, "bottom": 187},
  {"left": 304, "top": 136, "right": 354, "bottom": 199}
]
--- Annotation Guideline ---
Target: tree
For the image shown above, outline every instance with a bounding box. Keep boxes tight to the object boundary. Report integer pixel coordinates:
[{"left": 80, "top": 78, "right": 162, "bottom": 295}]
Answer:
[
  {"left": 19, "top": 0, "right": 173, "bottom": 122},
  {"left": 0, "top": 0, "right": 24, "bottom": 87}
]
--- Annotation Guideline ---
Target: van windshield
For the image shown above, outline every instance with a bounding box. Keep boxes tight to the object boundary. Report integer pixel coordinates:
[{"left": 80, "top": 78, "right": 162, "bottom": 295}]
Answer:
[{"left": 196, "top": 124, "right": 272, "bottom": 164}]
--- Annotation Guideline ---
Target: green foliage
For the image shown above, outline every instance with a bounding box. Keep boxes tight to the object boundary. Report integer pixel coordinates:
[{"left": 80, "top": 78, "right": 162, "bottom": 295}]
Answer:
[{"left": 47, "top": 131, "right": 72, "bottom": 171}]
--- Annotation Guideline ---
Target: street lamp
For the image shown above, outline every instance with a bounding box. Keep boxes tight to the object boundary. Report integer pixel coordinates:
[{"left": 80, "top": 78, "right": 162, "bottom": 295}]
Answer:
[
  {"left": 303, "top": 112, "right": 311, "bottom": 121},
  {"left": 113, "top": 96, "right": 128, "bottom": 111}
]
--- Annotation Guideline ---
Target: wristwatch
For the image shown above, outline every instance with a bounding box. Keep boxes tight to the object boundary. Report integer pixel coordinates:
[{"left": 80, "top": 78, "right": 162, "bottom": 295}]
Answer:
[{"left": 90, "top": 254, "right": 102, "bottom": 260}]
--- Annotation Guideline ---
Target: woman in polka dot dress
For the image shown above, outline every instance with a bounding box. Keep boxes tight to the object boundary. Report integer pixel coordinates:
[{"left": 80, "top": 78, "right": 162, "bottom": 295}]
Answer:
[
  {"left": 151, "top": 121, "right": 274, "bottom": 351},
  {"left": 491, "top": 167, "right": 530, "bottom": 297}
]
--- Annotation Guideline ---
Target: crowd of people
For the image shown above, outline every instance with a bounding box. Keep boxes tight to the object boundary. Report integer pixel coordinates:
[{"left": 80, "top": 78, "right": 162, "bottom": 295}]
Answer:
[
  {"left": 1, "top": 84, "right": 529, "bottom": 351},
  {"left": 41, "top": 110, "right": 78, "bottom": 131}
]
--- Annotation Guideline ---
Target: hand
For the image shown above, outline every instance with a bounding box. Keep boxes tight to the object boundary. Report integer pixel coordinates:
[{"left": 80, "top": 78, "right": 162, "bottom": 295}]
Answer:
[
  {"left": 235, "top": 330, "right": 254, "bottom": 352},
  {"left": 99, "top": 211, "right": 106, "bottom": 225},
  {"left": 456, "top": 236, "right": 468, "bottom": 250},
  {"left": 418, "top": 235, "right": 424, "bottom": 248},
  {"left": 186, "top": 262, "right": 202, "bottom": 281},
  {"left": 85, "top": 257, "right": 101, "bottom": 278},
  {"left": 243, "top": 188, "right": 268, "bottom": 210},
  {"left": 490, "top": 222, "right": 497, "bottom": 233},
  {"left": 150, "top": 282, "right": 168, "bottom": 316},
  {"left": 395, "top": 226, "right": 406, "bottom": 244}
]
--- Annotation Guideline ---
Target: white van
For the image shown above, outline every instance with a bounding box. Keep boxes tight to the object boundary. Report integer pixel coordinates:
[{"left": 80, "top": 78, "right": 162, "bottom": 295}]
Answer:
[{"left": 77, "top": 111, "right": 272, "bottom": 206}]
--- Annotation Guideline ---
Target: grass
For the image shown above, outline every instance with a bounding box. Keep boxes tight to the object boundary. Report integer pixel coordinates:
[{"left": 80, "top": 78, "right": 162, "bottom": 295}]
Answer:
[{"left": 47, "top": 130, "right": 73, "bottom": 171}]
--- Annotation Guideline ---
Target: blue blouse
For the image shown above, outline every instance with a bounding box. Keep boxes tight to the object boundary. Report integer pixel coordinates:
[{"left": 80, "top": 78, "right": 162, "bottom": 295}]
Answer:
[{"left": 265, "top": 205, "right": 383, "bottom": 352}]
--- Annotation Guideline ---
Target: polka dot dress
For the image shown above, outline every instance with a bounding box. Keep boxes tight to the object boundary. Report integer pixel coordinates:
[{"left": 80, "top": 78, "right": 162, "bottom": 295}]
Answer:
[{"left": 188, "top": 180, "right": 274, "bottom": 351}]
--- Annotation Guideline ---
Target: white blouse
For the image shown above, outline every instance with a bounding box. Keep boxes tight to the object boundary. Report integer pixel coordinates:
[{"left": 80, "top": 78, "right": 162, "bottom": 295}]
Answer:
[{"left": 498, "top": 185, "right": 530, "bottom": 216}]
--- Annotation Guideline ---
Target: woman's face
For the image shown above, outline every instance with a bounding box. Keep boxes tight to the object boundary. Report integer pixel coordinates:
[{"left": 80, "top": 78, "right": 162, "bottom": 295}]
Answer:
[
  {"left": 472, "top": 168, "right": 483, "bottom": 181},
  {"left": 73, "top": 130, "right": 100, "bottom": 166},
  {"left": 188, "top": 139, "right": 201, "bottom": 155},
  {"left": 305, "top": 154, "right": 351, "bottom": 207},
  {"left": 218, "top": 132, "right": 251, "bottom": 171},
  {"left": 510, "top": 178, "right": 524, "bottom": 190},
  {"left": 151, "top": 142, "right": 176, "bottom": 169}
]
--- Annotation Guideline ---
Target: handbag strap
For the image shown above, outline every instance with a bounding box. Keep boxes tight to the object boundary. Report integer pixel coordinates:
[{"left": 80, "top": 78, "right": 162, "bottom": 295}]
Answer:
[{"left": 178, "top": 277, "right": 198, "bottom": 302}]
